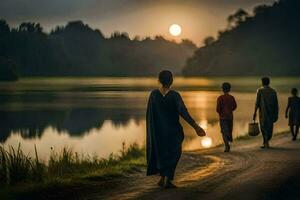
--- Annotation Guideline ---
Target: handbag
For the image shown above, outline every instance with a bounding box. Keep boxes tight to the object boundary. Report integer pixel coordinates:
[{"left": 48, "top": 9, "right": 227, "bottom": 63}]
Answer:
[{"left": 248, "top": 120, "right": 260, "bottom": 136}]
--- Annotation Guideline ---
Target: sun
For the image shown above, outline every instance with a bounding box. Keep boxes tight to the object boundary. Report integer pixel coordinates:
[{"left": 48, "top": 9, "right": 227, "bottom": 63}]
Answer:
[{"left": 169, "top": 24, "right": 182, "bottom": 36}]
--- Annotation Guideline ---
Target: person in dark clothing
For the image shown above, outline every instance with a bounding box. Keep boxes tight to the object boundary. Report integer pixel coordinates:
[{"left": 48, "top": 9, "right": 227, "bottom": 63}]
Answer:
[
  {"left": 216, "top": 82, "right": 237, "bottom": 152},
  {"left": 146, "top": 70, "right": 206, "bottom": 188},
  {"left": 253, "top": 77, "right": 279, "bottom": 149},
  {"left": 285, "top": 88, "right": 300, "bottom": 141}
]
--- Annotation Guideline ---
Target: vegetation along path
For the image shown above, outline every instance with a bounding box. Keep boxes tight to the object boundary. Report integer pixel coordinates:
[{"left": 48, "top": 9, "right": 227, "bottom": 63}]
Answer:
[{"left": 3, "top": 132, "right": 300, "bottom": 200}]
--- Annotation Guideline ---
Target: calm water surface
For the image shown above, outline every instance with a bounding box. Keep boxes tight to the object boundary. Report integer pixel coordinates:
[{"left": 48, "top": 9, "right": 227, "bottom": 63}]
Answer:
[{"left": 0, "top": 77, "right": 299, "bottom": 160}]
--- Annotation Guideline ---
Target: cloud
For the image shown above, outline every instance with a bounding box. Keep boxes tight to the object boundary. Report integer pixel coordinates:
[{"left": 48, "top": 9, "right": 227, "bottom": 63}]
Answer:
[{"left": 0, "top": 0, "right": 276, "bottom": 21}]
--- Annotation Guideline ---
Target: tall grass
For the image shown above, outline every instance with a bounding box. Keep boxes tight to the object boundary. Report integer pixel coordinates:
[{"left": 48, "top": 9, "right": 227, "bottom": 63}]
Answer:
[
  {"left": 6, "top": 144, "right": 32, "bottom": 184},
  {"left": 0, "top": 142, "right": 145, "bottom": 186},
  {"left": 120, "top": 142, "right": 144, "bottom": 160},
  {"left": 0, "top": 144, "right": 46, "bottom": 185},
  {"left": 0, "top": 145, "right": 8, "bottom": 185}
]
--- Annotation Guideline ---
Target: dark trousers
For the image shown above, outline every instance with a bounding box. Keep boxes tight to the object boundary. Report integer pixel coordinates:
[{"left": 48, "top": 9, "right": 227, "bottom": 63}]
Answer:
[{"left": 220, "top": 119, "right": 233, "bottom": 145}]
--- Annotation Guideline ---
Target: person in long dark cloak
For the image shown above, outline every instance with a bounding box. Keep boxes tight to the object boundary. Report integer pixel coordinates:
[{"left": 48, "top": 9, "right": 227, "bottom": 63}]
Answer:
[
  {"left": 146, "top": 70, "right": 206, "bottom": 188},
  {"left": 253, "top": 77, "right": 279, "bottom": 149},
  {"left": 285, "top": 88, "right": 300, "bottom": 141}
]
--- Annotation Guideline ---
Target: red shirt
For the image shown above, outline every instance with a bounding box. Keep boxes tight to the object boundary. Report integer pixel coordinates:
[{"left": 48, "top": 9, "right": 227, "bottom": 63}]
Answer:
[{"left": 217, "top": 93, "right": 237, "bottom": 120}]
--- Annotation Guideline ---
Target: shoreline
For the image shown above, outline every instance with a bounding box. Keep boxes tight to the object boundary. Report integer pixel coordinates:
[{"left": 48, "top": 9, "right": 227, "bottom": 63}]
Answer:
[{"left": 0, "top": 130, "right": 291, "bottom": 199}]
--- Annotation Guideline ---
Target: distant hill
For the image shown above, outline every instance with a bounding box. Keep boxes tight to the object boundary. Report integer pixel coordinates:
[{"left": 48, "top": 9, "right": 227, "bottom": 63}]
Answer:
[
  {"left": 0, "top": 20, "right": 196, "bottom": 77},
  {"left": 183, "top": 0, "right": 300, "bottom": 76}
]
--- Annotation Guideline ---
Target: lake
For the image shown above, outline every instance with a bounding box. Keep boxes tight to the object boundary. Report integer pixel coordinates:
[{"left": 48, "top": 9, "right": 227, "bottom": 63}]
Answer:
[{"left": 0, "top": 77, "right": 299, "bottom": 160}]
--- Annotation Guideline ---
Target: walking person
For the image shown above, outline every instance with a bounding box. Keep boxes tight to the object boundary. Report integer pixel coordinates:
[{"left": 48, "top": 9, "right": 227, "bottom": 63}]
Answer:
[
  {"left": 216, "top": 82, "right": 237, "bottom": 152},
  {"left": 253, "top": 77, "right": 279, "bottom": 148},
  {"left": 146, "top": 70, "right": 206, "bottom": 188},
  {"left": 285, "top": 88, "right": 300, "bottom": 141}
]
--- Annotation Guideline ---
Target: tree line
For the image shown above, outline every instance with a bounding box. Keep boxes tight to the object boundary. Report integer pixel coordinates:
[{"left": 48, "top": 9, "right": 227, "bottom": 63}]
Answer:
[
  {"left": 183, "top": 0, "right": 300, "bottom": 76},
  {"left": 0, "top": 20, "right": 197, "bottom": 79}
]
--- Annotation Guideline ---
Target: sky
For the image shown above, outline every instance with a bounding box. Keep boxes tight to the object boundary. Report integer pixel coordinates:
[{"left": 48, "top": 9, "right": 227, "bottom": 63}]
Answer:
[{"left": 0, "top": 0, "right": 276, "bottom": 45}]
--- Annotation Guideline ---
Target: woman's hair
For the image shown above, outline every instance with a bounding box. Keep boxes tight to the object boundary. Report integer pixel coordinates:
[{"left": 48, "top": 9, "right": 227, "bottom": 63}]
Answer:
[
  {"left": 158, "top": 70, "right": 173, "bottom": 87},
  {"left": 291, "top": 88, "right": 298, "bottom": 96},
  {"left": 222, "top": 82, "right": 231, "bottom": 93}
]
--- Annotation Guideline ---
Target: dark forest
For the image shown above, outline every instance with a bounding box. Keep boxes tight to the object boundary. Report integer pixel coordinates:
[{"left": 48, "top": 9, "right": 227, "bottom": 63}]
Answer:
[
  {"left": 0, "top": 20, "right": 196, "bottom": 78},
  {"left": 183, "top": 0, "right": 300, "bottom": 76}
]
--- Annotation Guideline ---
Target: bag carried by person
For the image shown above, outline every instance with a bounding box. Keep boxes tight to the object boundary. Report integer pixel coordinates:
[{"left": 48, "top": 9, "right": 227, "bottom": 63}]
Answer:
[{"left": 248, "top": 121, "right": 260, "bottom": 136}]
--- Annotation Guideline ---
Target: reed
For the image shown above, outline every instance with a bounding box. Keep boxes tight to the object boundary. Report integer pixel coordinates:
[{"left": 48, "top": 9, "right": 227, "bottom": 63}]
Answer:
[
  {"left": 0, "top": 142, "right": 145, "bottom": 186},
  {"left": 0, "top": 145, "right": 8, "bottom": 185},
  {"left": 30, "top": 144, "right": 46, "bottom": 182},
  {"left": 0, "top": 143, "right": 33, "bottom": 184}
]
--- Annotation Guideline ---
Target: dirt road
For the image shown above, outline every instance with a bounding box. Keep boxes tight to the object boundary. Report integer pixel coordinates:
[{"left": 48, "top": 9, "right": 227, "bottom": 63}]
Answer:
[{"left": 92, "top": 132, "right": 300, "bottom": 200}]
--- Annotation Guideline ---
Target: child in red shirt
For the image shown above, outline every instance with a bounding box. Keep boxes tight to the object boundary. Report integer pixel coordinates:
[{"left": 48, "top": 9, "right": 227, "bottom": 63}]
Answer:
[{"left": 217, "top": 82, "right": 237, "bottom": 152}]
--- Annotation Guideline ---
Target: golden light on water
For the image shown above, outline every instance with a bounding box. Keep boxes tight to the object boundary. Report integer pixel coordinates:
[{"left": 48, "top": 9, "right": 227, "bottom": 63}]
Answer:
[
  {"left": 201, "top": 136, "right": 213, "bottom": 148},
  {"left": 199, "top": 120, "right": 208, "bottom": 130},
  {"left": 169, "top": 24, "right": 182, "bottom": 36}
]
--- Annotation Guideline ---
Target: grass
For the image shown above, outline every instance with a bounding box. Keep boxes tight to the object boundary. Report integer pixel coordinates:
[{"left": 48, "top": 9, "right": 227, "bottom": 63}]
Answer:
[
  {"left": 0, "top": 144, "right": 38, "bottom": 185},
  {"left": 0, "top": 142, "right": 146, "bottom": 198}
]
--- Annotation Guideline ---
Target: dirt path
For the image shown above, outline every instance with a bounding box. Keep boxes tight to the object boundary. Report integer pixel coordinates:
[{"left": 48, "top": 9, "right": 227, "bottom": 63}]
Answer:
[{"left": 90, "top": 132, "right": 300, "bottom": 200}]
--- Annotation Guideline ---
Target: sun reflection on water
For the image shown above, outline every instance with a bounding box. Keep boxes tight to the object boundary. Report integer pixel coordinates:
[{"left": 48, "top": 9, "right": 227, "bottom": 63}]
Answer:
[
  {"left": 199, "top": 120, "right": 208, "bottom": 130},
  {"left": 0, "top": 77, "right": 292, "bottom": 159},
  {"left": 201, "top": 136, "right": 213, "bottom": 148}
]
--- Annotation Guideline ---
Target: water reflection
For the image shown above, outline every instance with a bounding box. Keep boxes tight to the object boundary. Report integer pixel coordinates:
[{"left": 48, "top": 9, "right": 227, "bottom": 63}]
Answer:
[
  {"left": 0, "top": 108, "right": 144, "bottom": 142},
  {"left": 201, "top": 137, "right": 213, "bottom": 148},
  {"left": 0, "top": 77, "right": 294, "bottom": 159},
  {"left": 6, "top": 120, "right": 145, "bottom": 159}
]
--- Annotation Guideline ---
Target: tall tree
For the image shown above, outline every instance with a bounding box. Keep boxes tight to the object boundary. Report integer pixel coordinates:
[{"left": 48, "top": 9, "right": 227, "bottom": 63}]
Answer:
[{"left": 183, "top": 0, "right": 300, "bottom": 76}]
